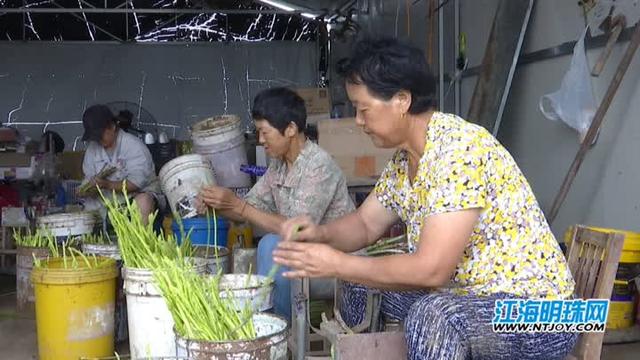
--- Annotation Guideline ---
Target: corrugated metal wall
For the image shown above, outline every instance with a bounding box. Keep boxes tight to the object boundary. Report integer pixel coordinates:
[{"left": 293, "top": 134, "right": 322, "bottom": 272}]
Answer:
[{"left": 0, "top": 41, "right": 319, "bottom": 149}]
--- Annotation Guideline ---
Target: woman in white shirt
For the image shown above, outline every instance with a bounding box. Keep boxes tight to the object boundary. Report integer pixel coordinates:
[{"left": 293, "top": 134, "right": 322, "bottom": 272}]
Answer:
[{"left": 79, "top": 104, "right": 164, "bottom": 225}]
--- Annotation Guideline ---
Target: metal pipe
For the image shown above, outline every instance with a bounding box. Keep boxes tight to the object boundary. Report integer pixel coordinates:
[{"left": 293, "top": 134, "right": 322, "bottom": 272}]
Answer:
[
  {"left": 125, "top": 0, "right": 129, "bottom": 41},
  {"left": 0, "top": 39, "right": 309, "bottom": 45},
  {"left": 454, "top": 0, "right": 460, "bottom": 115},
  {"left": 51, "top": 1, "right": 124, "bottom": 42},
  {"left": 491, "top": 0, "right": 534, "bottom": 137},
  {"left": 21, "top": 0, "right": 26, "bottom": 41},
  {"left": 0, "top": 7, "right": 303, "bottom": 14},
  {"left": 292, "top": 278, "right": 307, "bottom": 360},
  {"left": 438, "top": 0, "right": 444, "bottom": 110}
]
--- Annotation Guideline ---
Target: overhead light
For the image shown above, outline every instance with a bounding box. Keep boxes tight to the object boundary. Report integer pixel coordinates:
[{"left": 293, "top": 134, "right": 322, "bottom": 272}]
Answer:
[
  {"left": 259, "top": 0, "right": 321, "bottom": 19},
  {"left": 258, "top": 0, "right": 295, "bottom": 12}
]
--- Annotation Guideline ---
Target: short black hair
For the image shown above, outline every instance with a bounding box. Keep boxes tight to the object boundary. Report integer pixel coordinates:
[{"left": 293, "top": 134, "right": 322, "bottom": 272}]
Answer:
[
  {"left": 82, "top": 104, "right": 116, "bottom": 142},
  {"left": 336, "top": 37, "right": 437, "bottom": 114},
  {"left": 251, "top": 87, "right": 306, "bottom": 134}
]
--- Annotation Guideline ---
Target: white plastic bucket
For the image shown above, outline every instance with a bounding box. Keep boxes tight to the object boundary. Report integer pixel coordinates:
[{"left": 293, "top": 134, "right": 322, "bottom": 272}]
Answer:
[
  {"left": 81, "top": 243, "right": 120, "bottom": 260},
  {"left": 193, "top": 245, "right": 230, "bottom": 275},
  {"left": 37, "top": 211, "right": 99, "bottom": 238},
  {"left": 191, "top": 115, "right": 251, "bottom": 188},
  {"left": 218, "top": 274, "right": 274, "bottom": 313},
  {"left": 175, "top": 313, "right": 289, "bottom": 360},
  {"left": 123, "top": 260, "right": 207, "bottom": 359},
  {"left": 16, "top": 246, "right": 50, "bottom": 313},
  {"left": 159, "top": 154, "right": 217, "bottom": 219}
]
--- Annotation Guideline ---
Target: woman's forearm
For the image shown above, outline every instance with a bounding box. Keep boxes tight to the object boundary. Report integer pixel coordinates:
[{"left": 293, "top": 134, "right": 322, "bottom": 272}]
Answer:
[
  {"left": 335, "top": 252, "right": 447, "bottom": 290},
  {"left": 317, "top": 211, "right": 373, "bottom": 252},
  {"left": 230, "top": 202, "right": 286, "bottom": 234},
  {"left": 109, "top": 180, "right": 139, "bottom": 193},
  {"left": 316, "top": 192, "right": 399, "bottom": 252}
]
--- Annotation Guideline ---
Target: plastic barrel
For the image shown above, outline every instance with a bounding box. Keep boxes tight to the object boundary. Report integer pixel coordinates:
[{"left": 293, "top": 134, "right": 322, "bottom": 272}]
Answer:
[
  {"left": 192, "top": 245, "right": 231, "bottom": 275},
  {"left": 31, "top": 257, "right": 118, "bottom": 360},
  {"left": 16, "top": 246, "right": 50, "bottom": 314},
  {"left": 176, "top": 313, "right": 288, "bottom": 360},
  {"left": 81, "top": 243, "right": 128, "bottom": 343},
  {"left": 171, "top": 217, "right": 229, "bottom": 247},
  {"left": 36, "top": 211, "right": 99, "bottom": 239},
  {"left": 191, "top": 115, "right": 251, "bottom": 188},
  {"left": 218, "top": 274, "right": 274, "bottom": 312},
  {"left": 123, "top": 260, "right": 207, "bottom": 359},
  {"left": 159, "top": 154, "right": 217, "bottom": 219}
]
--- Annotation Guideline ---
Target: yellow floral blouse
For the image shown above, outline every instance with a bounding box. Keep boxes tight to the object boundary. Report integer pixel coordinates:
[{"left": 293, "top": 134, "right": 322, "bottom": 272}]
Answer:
[{"left": 375, "top": 112, "right": 574, "bottom": 299}]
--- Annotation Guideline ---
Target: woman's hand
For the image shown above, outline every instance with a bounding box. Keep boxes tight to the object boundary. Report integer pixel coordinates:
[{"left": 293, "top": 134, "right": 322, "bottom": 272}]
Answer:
[
  {"left": 279, "top": 216, "right": 326, "bottom": 243},
  {"left": 199, "top": 185, "right": 241, "bottom": 212},
  {"left": 94, "top": 177, "right": 112, "bottom": 190},
  {"left": 195, "top": 195, "right": 208, "bottom": 215},
  {"left": 273, "top": 241, "right": 344, "bottom": 278}
]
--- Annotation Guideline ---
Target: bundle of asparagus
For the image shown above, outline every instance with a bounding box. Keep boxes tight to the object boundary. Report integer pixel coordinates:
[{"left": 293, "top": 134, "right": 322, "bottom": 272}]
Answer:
[
  {"left": 77, "top": 165, "right": 117, "bottom": 196},
  {"left": 365, "top": 234, "right": 408, "bottom": 257}
]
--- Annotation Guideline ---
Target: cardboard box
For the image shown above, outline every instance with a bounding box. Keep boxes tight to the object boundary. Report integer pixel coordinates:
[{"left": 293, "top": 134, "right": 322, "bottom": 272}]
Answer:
[
  {"left": 318, "top": 118, "right": 395, "bottom": 186},
  {"left": 0, "top": 153, "right": 31, "bottom": 167},
  {"left": 295, "top": 88, "right": 331, "bottom": 115},
  {"left": 0, "top": 153, "right": 35, "bottom": 180}
]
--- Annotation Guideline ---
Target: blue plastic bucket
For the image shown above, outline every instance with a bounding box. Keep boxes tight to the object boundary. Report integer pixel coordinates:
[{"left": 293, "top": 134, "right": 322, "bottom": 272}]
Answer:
[{"left": 171, "top": 217, "right": 229, "bottom": 247}]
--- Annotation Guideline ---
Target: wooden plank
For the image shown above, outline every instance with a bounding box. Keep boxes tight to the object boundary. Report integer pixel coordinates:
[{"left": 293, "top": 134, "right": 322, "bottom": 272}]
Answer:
[
  {"left": 592, "top": 15, "right": 626, "bottom": 76},
  {"left": 584, "top": 246, "right": 602, "bottom": 298},
  {"left": 466, "top": 0, "right": 534, "bottom": 133},
  {"left": 566, "top": 225, "right": 583, "bottom": 281},
  {"left": 593, "top": 233, "right": 624, "bottom": 298},
  {"left": 579, "top": 233, "right": 624, "bottom": 360},
  {"left": 575, "top": 244, "right": 593, "bottom": 297},
  {"left": 581, "top": 228, "right": 610, "bottom": 248}
]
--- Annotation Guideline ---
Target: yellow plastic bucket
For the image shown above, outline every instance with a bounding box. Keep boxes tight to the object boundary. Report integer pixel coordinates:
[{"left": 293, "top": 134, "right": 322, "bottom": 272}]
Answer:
[
  {"left": 163, "top": 215, "right": 174, "bottom": 237},
  {"left": 227, "top": 221, "right": 254, "bottom": 250},
  {"left": 31, "top": 257, "right": 118, "bottom": 360},
  {"left": 608, "top": 279, "right": 636, "bottom": 329}
]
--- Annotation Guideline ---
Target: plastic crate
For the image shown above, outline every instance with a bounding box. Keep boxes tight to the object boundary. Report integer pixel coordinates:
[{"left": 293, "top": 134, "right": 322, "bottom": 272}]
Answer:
[{"left": 62, "top": 180, "right": 82, "bottom": 204}]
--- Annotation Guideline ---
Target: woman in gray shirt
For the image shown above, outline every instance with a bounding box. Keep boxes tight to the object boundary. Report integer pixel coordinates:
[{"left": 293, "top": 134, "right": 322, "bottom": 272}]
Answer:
[
  {"left": 198, "top": 87, "right": 354, "bottom": 321},
  {"left": 80, "top": 104, "right": 163, "bottom": 225}
]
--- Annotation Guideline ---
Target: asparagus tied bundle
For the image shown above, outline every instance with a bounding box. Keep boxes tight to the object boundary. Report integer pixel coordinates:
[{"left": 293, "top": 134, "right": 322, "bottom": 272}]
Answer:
[
  {"left": 77, "top": 165, "right": 117, "bottom": 196},
  {"left": 365, "top": 234, "right": 409, "bottom": 257}
]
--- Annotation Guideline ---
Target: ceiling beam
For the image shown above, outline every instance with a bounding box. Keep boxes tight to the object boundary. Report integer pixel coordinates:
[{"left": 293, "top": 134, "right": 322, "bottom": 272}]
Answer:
[{"left": 0, "top": 7, "right": 298, "bottom": 14}]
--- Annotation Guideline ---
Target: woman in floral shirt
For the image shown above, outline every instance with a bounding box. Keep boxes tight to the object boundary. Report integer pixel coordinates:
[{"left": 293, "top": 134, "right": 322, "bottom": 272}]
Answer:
[{"left": 273, "top": 38, "right": 577, "bottom": 359}]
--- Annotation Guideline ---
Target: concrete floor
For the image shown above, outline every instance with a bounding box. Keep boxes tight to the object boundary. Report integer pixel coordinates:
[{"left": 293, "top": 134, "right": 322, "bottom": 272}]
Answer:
[{"left": 1, "top": 274, "right": 639, "bottom": 360}]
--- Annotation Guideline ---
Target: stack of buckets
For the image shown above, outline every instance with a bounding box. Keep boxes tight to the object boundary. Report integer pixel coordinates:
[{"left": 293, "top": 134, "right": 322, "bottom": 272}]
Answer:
[
  {"left": 15, "top": 244, "right": 49, "bottom": 313},
  {"left": 154, "top": 143, "right": 233, "bottom": 358},
  {"left": 122, "top": 151, "right": 211, "bottom": 357},
  {"left": 565, "top": 226, "right": 640, "bottom": 330},
  {"left": 141, "top": 115, "right": 285, "bottom": 358}
]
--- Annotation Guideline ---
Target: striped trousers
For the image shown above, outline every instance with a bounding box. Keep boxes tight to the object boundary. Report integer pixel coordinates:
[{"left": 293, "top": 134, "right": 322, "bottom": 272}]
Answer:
[{"left": 339, "top": 283, "right": 578, "bottom": 360}]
